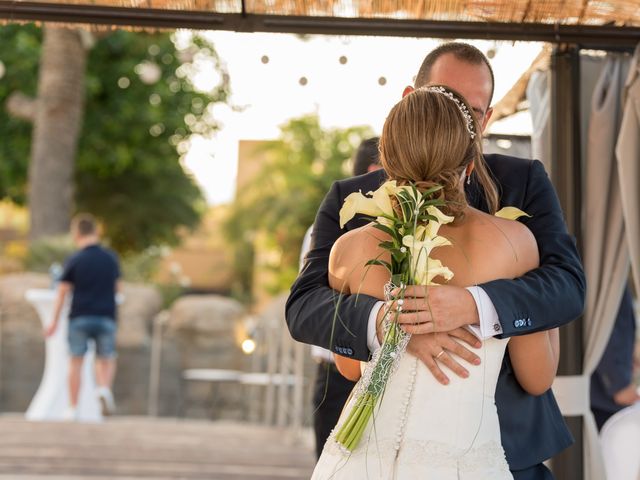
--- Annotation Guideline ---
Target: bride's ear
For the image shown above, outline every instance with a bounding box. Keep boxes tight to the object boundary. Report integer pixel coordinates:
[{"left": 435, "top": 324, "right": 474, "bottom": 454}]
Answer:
[{"left": 466, "top": 162, "right": 475, "bottom": 177}]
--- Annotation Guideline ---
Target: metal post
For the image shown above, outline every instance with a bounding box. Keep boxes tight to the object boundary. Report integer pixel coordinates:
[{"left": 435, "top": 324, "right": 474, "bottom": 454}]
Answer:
[
  {"left": 0, "top": 307, "right": 3, "bottom": 411},
  {"left": 147, "top": 310, "right": 168, "bottom": 417},
  {"left": 549, "top": 44, "right": 584, "bottom": 479}
]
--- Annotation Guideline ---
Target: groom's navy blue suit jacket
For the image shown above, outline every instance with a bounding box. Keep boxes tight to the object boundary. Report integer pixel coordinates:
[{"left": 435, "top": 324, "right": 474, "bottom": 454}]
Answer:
[{"left": 286, "top": 153, "right": 585, "bottom": 471}]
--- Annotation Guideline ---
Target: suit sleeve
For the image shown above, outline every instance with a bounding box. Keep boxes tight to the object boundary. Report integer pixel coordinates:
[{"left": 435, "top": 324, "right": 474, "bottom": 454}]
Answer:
[
  {"left": 481, "top": 160, "right": 586, "bottom": 337},
  {"left": 285, "top": 181, "right": 378, "bottom": 361}
]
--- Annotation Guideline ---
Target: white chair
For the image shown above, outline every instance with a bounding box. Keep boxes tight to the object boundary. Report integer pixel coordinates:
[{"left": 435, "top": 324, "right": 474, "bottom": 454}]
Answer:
[{"left": 600, "top": 402, "right": 640, "bottom": 480}]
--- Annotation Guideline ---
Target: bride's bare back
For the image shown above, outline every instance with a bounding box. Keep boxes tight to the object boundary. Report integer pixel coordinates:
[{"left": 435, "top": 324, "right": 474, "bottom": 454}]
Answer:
[
  {"left": 329, "top": 207, "right": 559, "bottom": 395},
  {"left": 329, "top": 207, "right": 538, "bottom": 296}
]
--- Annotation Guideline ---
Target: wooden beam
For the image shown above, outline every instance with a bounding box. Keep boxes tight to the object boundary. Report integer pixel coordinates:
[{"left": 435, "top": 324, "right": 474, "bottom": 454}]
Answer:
[{"left": 0, "top": 1, "right": 639, "bottom": 47}]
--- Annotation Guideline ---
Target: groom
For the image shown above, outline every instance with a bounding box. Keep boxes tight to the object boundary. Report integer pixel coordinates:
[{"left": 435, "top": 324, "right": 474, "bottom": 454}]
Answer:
[{"left": 286, "top": 42, "right": 585, "bottom": 480}]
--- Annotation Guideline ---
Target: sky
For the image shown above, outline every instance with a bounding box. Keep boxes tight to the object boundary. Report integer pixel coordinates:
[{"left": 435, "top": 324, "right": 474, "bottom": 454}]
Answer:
[{"left": 178, "top": 33, "right": 543, "bottom": 205}]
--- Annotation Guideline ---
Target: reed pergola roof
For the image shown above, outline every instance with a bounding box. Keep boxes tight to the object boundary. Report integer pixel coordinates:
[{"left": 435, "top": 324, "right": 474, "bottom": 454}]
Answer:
[
  {"left": 1, "top": 1, "right": 639, "bottom": 46},
  {"left": 8, "top": 0, "right": 640, "bottom": 25}
]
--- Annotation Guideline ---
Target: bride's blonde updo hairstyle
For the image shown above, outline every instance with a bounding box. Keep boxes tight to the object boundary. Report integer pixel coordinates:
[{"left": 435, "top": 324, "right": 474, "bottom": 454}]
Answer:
[{"left": 379, "top": 85, "right": 498, "bottom": 217}]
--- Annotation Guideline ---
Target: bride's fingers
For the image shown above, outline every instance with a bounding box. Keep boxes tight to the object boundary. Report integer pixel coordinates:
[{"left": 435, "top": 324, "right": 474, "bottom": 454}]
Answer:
[
  {"left": 449, "top": 327, "right": 483, "bottom": 349},
  {"left": 442, "top": 337, "right": 481, "bottom": 366},
  {"left": 436, "top": 351, "right": 470, "bottom": 378},
  {"left": 421, "top": 354, "right": 450, "bottom": 385}
]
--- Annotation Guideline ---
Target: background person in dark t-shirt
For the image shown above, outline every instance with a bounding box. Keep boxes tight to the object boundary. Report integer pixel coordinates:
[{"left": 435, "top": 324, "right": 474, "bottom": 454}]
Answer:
[{"left": 45, "top": 213, "right": 121, "bottom": 419}]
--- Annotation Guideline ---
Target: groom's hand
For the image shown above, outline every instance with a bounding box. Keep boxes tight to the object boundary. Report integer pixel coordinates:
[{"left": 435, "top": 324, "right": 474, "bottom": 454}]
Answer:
[
  {"left": 390, "top": 285, "right": 479, "bottom": 335},
  {"left": 407, "top": 329, "right": 482, "bottom": 385}
]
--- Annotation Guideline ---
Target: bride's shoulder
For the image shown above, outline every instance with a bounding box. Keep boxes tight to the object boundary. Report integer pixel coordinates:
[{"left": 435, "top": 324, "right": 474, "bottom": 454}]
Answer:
[
  {"left": 334, "top": 223, "right": 388, "bottom": 252},
  {"left": 466, "top": 209, "right": 539, "bottom": 273}
]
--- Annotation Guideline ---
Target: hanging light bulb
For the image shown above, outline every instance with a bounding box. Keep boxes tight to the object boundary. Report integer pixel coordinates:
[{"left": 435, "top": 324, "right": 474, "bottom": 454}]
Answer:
[{"left": 242, "top": 338, "right": 256, "bottom": 354}]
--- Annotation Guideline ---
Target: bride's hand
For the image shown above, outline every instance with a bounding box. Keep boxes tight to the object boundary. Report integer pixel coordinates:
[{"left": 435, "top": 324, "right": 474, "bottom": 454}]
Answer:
[
  {"left": 407, "top": 329, "right": 482, "bottom": 385},
  {"left": 389, "top": 285, "right": 479, "bottom": 335}
]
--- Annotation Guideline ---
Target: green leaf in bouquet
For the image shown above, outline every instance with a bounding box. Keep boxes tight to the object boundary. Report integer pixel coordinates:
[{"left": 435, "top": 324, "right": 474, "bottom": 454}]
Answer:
[
  {"left": 378, "top": 240, "right": 396, "bottom": 250},
  {"left": 365, "top": 258, "right": 392, "bottom": 271},
  {"left": 371, "top": 222, "right": 397, "bottom": 239},
  {"left": 391, "top": 251, "right": 406, "bottom": 264}
]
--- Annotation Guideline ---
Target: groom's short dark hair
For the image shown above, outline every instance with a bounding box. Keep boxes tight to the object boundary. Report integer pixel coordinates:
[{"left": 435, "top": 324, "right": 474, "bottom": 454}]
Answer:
[{"left": 415, "top": 42, "right": 495, "bottom": 106}]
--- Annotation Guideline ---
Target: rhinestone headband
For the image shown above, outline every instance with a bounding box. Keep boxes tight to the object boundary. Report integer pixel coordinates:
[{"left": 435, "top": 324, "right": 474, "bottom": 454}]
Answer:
[{"left": 420, "top": 85, "right": 477, "bottom": 140}]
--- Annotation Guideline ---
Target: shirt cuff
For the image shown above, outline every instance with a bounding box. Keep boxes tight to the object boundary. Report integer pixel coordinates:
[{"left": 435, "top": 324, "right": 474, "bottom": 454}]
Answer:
[
  {"left": 465, "top": 286, "right": 502, "bottom": 339},
  {"left": 367, "top": 301, "right": 384, "bottom": 354}
]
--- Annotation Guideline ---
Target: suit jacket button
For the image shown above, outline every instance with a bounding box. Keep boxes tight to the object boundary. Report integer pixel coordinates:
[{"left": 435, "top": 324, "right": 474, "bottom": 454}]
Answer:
[
  {"left": 526, "top": 318, "right": 532, "bottom": 326},
  {"left": 347, "top": 348, "right": 353, "bottom": 355}
]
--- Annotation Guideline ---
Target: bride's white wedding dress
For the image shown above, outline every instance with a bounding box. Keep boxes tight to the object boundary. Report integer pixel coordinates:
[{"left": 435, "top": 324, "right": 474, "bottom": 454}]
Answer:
[{"left": 312, "top": 336, "right": 513, "bottom": 479}]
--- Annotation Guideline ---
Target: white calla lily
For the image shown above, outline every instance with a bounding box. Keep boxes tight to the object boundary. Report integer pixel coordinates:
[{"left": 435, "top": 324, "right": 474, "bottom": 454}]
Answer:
[
  {"left": 494, "top": 207, "right": 531, "bottom": 221},
  {"left": 402, "top": 234, "right": 452, "bottom": 284},
  {"left": 423, "top": 258, "right": 455, "bottom": 285},
  {"left": 370, "top": 181, "right": 396, "bottom": 218},
  {"left": 426, "top": 206, "right": 454, "bottom": 225},
  {"left": 339, "top": 191, "right": 383, "bottom": 228}
]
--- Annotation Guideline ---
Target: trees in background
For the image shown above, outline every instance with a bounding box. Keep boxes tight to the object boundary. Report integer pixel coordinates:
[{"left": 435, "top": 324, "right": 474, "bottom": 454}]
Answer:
[
  {"left": 0, "top": 25, "right": 230, "bottom": 252},
  {"left": 225, "top": 114, "right": 372, "bottom": 301}
]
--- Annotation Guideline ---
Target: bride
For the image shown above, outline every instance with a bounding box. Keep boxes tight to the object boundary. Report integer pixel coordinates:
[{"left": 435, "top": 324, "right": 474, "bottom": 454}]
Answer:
[{"left": 311, "top": 86, "right": 559, "bottom": 479}]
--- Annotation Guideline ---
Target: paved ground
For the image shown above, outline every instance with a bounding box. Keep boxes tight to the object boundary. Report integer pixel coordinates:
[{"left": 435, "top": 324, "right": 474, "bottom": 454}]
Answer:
[{"left": 0, "top": 416, "right": 316, "bottom": 479}]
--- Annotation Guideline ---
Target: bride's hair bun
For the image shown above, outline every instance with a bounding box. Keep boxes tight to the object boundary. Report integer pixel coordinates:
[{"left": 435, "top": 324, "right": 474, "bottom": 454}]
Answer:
[
  {"left": 379, "top": 86, "right": 498, "bottom": 218},
  {"left": 395, "top": 172, "right": 466, "bottom": 218}
]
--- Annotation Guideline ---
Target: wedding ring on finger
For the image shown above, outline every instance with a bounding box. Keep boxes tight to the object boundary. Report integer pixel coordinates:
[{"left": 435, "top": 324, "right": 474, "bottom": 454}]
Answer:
[{"left": 435, "top": 350, "right": 445, "bottom": 360}]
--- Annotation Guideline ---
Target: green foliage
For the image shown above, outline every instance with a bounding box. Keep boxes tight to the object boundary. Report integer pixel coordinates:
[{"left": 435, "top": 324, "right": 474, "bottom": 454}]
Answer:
[
  {"left": 0, "top": 25, "right": 41, "bottom": 204},
  {"left": 0, "top": 25, "right": 231, "bottom": 252},
  {"left": 225, "top": 114, "right": 373, "bottom": 296},
  {"left": 24, "top": 235, "right": 75, "bottom": 273}
]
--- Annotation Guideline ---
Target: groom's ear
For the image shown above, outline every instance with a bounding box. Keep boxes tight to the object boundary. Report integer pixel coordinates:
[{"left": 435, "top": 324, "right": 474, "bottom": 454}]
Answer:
[
  {"left": 402, "top": 85, "right": 414, "bottom": 98},
  {"left": 481, "top": 107, "right": 494, "bottom": 132}
]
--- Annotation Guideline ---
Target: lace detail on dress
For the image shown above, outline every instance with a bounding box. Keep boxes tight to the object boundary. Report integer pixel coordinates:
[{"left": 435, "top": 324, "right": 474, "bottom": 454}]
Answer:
[
  {"left": 353, "top": 282, "right": 411, "bottom": 399},
  {"left": 322, "top": 437, "right": 509, "bottom": 473}
]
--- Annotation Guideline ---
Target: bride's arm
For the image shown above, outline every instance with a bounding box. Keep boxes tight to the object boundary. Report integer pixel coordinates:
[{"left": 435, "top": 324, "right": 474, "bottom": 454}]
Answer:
[
  {"left": 329, "top": 233, "right": 363, "bottom": 381},
  {"left": 335, "top": 355, "right": 362, "bottom": 381},
  {"left": 508, "top": 329, "right": 560, "bottom": 395}
]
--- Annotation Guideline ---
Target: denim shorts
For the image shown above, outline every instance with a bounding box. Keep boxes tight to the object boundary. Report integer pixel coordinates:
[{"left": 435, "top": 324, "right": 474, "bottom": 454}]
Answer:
[{"left": 68, "top": 316, "right": 117, "bottom": 358}]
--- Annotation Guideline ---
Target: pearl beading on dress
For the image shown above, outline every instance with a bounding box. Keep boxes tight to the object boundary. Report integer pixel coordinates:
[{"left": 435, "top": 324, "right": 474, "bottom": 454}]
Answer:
[{"left": 394, "top": 357, "right": 419, "bottom": 453}]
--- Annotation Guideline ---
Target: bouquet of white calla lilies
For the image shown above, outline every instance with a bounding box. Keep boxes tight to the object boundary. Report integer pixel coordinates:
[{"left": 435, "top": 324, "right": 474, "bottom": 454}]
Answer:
[{"left": 334, "top": 180, "right": 453, "bottom": 452}]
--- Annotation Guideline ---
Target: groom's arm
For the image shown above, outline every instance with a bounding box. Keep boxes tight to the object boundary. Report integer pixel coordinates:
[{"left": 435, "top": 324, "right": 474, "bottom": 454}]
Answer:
[
  {"left": 482, "top": 160, "right": 586, "bottom": 337},
  {"left": 396, "top": 160, "right": 584, "bottom": 340},
  {"left": 286, "top": 181, "right": 378, "bottom": 361}
]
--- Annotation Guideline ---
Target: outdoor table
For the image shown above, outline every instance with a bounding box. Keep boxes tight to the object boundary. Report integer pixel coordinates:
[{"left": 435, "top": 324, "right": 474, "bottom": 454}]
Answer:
[{"left": 24, "top": 288, "right": 102, "bottom": 422}]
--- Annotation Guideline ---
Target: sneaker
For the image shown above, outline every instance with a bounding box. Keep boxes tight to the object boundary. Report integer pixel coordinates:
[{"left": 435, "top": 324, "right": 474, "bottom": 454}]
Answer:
[
  {"left": 62, "top": 406, "right": 77, "bottom": 421},
  {"left": 97, "top": 387, "right": 116, "bottom": 416}
]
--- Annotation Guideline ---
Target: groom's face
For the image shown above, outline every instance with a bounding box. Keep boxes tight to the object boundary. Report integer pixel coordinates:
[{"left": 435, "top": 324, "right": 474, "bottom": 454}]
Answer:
[{"left": 407, "top": 53, "right": 494, "bottom": 132}]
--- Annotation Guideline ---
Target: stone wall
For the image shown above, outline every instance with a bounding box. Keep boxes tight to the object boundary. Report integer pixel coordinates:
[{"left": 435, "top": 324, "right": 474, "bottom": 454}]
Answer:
[
  {"left": 163, "top": 295, "right": 246, "bottom": 419},
  {"left": 0, "top": 274, "right": 315, "bottom": 424}
]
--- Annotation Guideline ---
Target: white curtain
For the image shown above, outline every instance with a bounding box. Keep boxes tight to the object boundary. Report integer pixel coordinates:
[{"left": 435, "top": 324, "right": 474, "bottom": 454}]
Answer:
[
  {"left": 526, "top": 70, "right": 552, "bottom": 175},
  {"left": 551, "top": 52, "right": 632, "bottom": 480},
  {"left": 582, "top": 53, "right": 631, "bottom": 480},
  {"left": 616, "top": 45, "right": 640, "bottom": 299}
]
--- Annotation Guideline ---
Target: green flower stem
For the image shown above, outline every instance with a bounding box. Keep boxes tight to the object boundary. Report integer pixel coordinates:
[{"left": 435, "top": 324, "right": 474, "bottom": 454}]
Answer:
[
  {"left": 345, "top": 400, "right": 373, "bottom": 450},
  {"left": 336, "top": 396, "right": 366, "bottom": 444}
]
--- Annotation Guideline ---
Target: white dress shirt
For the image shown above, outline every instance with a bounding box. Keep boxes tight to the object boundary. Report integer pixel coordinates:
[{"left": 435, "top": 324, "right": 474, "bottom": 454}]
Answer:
[{"left": 367, "top": 286, "right": 502, "bottom": 353}]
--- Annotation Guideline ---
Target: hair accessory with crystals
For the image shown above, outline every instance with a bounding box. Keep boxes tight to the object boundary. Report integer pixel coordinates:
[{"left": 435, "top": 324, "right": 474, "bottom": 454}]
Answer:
[{"left": 421, "top": 85, "right": 477, "bottom": 139}]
